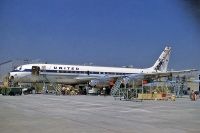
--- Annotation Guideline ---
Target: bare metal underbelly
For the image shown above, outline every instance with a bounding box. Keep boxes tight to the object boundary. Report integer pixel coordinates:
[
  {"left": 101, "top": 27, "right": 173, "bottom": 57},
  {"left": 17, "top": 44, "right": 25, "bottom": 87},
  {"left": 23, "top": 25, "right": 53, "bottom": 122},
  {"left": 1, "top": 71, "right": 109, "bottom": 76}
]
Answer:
[{"left": 14, "top": 74, "right": 98, "bottom": 84}]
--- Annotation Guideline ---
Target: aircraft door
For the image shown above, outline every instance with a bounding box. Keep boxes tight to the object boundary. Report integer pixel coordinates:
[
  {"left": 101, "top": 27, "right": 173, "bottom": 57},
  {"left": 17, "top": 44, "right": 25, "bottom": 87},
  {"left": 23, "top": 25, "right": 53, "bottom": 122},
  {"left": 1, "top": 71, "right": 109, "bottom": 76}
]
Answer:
[
  {"left": 32, "top": 66, "right": 40, "bottom": 75},
  {"left": 87, "top": 71, "right": 90, "bottom": 75}
]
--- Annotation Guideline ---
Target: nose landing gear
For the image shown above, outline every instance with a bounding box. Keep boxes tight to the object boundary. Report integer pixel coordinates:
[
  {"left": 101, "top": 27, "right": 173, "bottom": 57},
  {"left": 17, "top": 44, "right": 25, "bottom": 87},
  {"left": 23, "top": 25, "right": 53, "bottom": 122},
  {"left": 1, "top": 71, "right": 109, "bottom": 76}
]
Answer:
[{"left": 8, "top": 76, "right": 14, "bottom": 87}]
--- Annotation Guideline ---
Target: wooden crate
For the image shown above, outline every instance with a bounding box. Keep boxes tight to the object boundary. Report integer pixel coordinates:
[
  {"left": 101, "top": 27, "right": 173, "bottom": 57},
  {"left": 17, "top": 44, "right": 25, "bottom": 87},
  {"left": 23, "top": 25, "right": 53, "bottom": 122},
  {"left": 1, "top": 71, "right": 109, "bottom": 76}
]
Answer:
[{"left": 138, "top": 93, "right": 167, "bottom": 100}]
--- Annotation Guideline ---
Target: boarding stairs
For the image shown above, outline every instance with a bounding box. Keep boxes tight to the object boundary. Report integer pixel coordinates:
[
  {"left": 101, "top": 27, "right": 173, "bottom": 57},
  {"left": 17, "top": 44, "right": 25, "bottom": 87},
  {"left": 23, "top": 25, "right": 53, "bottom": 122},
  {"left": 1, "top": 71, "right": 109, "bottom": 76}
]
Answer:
[
  {"left": 111, "top": 78, "right": 139, "bottom": 101},
  {"left": 111, "top": 78, "right": 123, "bottom": 96},
  {"left": 170, "top": 76, "right": 187, "bottom": 97},
  {"left": 111, "top": 78, "right": 129, "bottom": 100},
  {"left": 42, "top": 74, "right": 62, "bottom": 95},
  {"left": 49, "top": 82, "right": 62, "bottom": 95}
]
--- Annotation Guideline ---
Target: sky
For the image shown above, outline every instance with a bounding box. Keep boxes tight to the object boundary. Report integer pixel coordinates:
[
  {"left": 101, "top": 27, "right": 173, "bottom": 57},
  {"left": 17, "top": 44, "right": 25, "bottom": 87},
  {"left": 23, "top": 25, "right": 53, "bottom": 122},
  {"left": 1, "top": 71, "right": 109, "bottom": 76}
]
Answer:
[{"left": 0, "top": 0, "right": 199, "bottom": 70}]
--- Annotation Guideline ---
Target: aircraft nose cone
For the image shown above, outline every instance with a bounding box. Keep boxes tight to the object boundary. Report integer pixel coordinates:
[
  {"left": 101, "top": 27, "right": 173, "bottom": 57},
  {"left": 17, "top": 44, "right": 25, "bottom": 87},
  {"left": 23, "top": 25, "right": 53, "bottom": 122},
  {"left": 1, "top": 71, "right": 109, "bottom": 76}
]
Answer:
[{"left": 9, "top": 72, "right": 16, "bottom": 80}]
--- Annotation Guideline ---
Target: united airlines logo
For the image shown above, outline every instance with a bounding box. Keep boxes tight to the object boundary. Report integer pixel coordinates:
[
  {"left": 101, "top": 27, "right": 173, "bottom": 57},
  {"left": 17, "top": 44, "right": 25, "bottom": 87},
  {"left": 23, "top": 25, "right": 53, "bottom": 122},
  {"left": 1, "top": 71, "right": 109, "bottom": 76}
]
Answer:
[{"left": 53, "top": 66, "right": 79, "bottom": 71}]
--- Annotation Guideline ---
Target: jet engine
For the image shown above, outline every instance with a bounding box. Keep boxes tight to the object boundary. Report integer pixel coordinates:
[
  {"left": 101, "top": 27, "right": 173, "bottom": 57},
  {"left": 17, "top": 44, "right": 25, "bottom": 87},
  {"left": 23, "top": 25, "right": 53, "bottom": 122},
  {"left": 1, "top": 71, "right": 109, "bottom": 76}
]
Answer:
[
  {"left": 89, "top": 79, "right": 100, "bottom": 87},
  {"left": 89, "top": 77, "right": 110, "bottom": 87}
]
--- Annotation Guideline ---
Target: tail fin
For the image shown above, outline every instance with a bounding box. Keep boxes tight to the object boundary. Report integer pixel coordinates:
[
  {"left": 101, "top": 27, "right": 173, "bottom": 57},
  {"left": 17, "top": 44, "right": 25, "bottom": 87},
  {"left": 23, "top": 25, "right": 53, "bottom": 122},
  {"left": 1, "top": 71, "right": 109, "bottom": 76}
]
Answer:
[{"left": 151, "top": 46, "right": 171, "bottom": 72}]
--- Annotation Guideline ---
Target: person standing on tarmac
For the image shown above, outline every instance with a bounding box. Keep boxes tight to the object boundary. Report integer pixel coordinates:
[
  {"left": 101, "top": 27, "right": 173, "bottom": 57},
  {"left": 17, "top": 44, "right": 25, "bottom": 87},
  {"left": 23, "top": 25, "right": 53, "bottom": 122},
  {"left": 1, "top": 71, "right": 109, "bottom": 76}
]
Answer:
[
  {"left": 103, "top": 87, "right": 106, "bottom": 97},
  {"left": 190, "top": 90, "right": 197, "bottom": 101}
]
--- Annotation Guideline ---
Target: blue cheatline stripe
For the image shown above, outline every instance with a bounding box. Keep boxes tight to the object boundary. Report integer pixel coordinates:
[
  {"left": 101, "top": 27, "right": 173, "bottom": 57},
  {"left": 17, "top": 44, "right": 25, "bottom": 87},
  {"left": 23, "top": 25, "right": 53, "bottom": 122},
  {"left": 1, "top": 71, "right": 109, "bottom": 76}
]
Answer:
[{"left": 11, "top": 69, "right": 135, "bottom": 75}]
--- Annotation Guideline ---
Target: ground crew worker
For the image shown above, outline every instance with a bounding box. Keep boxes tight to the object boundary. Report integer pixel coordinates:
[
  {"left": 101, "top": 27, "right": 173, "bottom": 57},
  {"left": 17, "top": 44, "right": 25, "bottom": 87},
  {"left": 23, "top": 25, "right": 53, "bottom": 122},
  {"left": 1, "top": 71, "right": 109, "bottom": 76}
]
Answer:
[
  {"left": 190, "top": 90, "right": 196, "bottom": 101},
  {"left": 103, "top": 87, "right": 106, "bottom": 96}
]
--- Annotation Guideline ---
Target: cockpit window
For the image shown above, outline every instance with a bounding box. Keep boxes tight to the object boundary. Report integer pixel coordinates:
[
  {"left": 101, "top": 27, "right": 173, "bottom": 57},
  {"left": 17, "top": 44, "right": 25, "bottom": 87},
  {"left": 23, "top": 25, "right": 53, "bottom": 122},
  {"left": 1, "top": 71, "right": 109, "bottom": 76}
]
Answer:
[{"left": 15, "top": 66, "right": 22, "bottom": 71}]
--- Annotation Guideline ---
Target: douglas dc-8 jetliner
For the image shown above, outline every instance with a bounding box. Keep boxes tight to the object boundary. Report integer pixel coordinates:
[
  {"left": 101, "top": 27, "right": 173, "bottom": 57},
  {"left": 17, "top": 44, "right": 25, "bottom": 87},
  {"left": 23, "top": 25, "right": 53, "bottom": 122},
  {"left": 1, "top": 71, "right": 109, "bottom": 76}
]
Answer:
[{"left": 9, "top": 46, "right": 197, "bottom": 86}]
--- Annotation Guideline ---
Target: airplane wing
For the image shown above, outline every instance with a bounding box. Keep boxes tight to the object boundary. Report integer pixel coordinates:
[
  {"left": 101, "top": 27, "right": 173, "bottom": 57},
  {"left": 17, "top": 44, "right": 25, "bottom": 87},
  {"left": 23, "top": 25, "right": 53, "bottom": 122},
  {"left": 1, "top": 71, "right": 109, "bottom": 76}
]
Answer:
[
  {"left": 75, "top": 69, "right": 198, "bottom": 87},
  {"left": 74, "top": 69, "right": 198, "bottom": 81},
  {"left": 144, "top": 69, "right": 198, "bottom": 79},
  {"left": 75, "top": 75, "right": 120, "bottom": 86}
]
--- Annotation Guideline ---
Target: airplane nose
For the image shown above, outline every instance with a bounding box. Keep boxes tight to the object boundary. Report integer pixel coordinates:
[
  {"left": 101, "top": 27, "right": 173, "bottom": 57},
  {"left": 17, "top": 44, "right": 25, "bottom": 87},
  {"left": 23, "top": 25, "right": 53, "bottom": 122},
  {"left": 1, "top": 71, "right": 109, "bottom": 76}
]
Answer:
[{"left": 9, "top": 72, "right": 15, "bottom": 80}]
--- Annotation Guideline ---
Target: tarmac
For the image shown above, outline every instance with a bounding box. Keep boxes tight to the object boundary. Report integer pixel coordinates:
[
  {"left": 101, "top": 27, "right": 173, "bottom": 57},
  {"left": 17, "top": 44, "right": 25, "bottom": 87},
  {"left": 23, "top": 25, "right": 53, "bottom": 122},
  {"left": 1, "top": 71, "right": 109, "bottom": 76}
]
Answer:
[{"left": 0, "top": 94, "right": 200, "bottom": 133}]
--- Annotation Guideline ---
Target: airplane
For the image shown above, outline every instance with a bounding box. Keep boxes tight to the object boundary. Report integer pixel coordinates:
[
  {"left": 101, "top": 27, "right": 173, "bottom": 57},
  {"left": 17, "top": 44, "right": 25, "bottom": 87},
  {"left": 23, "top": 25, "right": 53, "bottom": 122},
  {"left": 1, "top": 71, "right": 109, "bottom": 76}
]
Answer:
[{"left": 9, "top": 46, "right": 197, "bottom": 87}]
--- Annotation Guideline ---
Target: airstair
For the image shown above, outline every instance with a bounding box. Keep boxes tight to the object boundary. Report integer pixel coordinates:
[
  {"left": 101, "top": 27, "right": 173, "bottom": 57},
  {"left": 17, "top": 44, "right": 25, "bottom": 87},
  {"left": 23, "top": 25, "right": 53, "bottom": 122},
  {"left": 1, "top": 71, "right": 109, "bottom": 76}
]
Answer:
[
  {"left": 111, "top": 78, "right": 123, "bottom": 96},
  {"left": 171, "top": 76, "right": 187, "bottom": 97},
  {"left": 111, "top": 78, "right": 138, "bottom": 101},
  {"left": 42, "top": 74, "right": 62, "bottom": 95}
]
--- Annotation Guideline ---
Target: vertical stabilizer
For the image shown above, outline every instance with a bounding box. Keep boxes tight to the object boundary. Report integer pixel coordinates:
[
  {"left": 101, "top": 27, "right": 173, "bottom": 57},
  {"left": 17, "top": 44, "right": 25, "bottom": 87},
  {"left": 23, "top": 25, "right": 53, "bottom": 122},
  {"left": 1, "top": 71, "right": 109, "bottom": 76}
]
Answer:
[{"left": 151, "top": 46, "right": 171, "bottom": 72}]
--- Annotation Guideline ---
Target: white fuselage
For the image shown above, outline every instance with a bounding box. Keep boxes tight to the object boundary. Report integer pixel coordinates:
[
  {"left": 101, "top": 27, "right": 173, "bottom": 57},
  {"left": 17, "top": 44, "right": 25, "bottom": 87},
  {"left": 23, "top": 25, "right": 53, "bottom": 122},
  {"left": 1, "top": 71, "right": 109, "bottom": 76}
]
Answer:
[
  {"left": 10, "top": 63, "right": 157, "bottom": 84},
  {"left": 9, "top": 46, "right": 172, "bottom": 85}
]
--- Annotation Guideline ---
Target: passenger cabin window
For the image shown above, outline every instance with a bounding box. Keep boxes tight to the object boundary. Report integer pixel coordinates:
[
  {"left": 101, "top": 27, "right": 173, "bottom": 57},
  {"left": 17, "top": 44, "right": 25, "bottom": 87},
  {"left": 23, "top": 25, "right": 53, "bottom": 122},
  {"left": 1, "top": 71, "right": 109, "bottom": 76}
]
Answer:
[
  {"left": 80, "top": 71, "right": 84, "bottom": 74},
  {"left": 18, "top": 66, "right": 22, "bottom": 71},
  {"left": 15, "top": 66, "right": 22, "bottom": 71},
  {"left": 92, "top": 72, "right": 99, "bottom": 74}
]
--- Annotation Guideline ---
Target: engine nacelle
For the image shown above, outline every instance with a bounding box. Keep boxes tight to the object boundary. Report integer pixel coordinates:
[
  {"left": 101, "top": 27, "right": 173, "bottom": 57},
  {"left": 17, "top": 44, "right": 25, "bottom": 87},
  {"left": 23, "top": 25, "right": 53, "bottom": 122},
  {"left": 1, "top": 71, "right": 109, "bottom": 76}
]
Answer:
[
  {"left": 89, "top": 80, "right": 100, "bottom": 87},
  {"left": 122, "top": 77, "right": 130, "bottom": 85},
  {"left": 121, "top": 74, "right": 145, "bottom": 85},
  {"left": 89, "top": 78, "right": 110, "bottom": 87},
  {"left": 127, "top": 73, "right": 144, "bottom": 80},
  {"left": 89, "top": 75, "right": 111, "bottom": 87}
]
